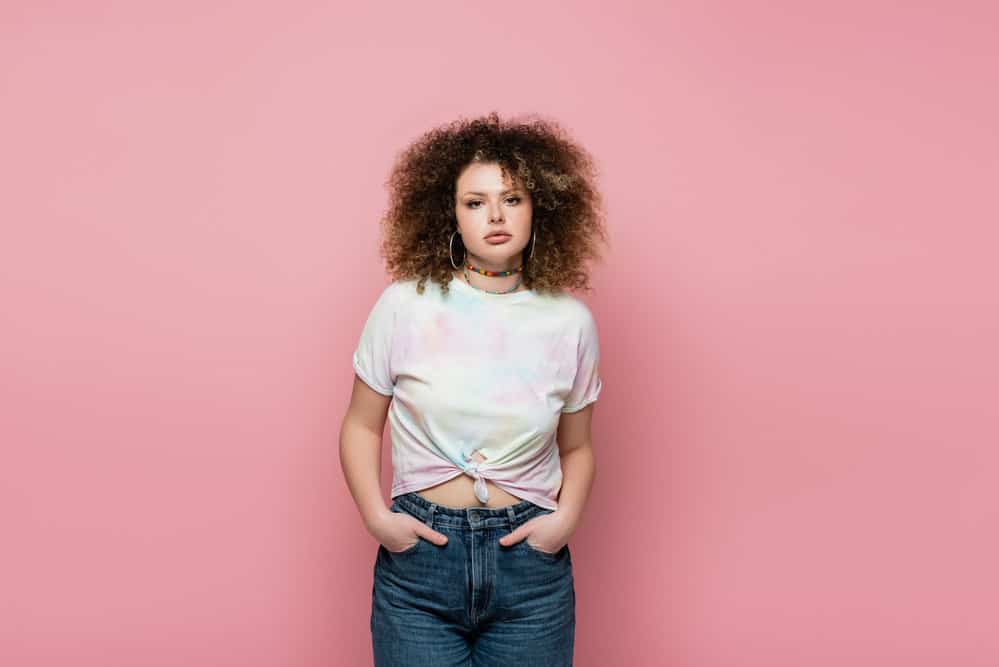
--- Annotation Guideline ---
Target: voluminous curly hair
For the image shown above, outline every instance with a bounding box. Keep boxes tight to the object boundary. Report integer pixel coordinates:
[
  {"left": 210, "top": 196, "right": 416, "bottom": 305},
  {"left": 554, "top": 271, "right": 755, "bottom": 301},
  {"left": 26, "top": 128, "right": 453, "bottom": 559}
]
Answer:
[{"left": 378, "top": 111, "right": 610, "bottom": 297}]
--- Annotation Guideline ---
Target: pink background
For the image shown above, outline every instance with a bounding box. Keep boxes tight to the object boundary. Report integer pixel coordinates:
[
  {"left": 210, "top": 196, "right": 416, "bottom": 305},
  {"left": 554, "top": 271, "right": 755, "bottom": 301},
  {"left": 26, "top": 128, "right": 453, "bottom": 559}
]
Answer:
[{"left": 2, "top": 2, "right": 997, "bottom": 665}]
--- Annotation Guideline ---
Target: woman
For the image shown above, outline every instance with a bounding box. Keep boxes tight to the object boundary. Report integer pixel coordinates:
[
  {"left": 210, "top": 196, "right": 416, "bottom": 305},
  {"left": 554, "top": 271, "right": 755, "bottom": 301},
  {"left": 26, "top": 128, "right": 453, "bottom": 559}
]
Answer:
[{"left": 340, "top": 112, "right": 608, "bottom": 666}]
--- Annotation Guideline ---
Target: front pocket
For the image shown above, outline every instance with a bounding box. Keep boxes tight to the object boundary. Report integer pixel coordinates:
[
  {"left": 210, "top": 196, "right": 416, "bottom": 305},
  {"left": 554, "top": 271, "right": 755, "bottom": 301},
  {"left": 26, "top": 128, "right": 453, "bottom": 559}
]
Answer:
[
  {"left": 387, "top": 501, "right": 423, "bottom": 555},
  {"left": 386, "top": 538, "right": 421, "bottom": 555},
  {"left": 522, "top": 539, "right": 561, "bottom": 559}
]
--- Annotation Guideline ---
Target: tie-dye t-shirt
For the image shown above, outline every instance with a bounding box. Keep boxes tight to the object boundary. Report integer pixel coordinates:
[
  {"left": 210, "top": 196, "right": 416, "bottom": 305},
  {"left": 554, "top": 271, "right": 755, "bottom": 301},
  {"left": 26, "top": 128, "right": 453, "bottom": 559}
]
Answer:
[{"left": 352, "top": 275, "right": 603, "bottom": 510}]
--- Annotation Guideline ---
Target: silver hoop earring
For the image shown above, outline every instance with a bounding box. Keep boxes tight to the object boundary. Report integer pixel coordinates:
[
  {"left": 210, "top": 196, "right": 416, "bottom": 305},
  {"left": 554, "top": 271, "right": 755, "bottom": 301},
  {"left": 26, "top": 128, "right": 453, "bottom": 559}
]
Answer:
[
  {"left": 449, "top": 230, "right": 466, "bottom": 270},
  {"left": 527, "top": 227, "right": 536, "bottom": 262}
]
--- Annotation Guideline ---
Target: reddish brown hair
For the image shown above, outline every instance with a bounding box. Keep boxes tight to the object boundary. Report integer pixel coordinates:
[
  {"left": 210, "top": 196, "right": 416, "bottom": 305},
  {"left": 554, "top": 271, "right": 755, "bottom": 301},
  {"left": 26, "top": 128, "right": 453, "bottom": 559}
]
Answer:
[{"left": 377, "top": 112, "right": 610, "bottom": 297}]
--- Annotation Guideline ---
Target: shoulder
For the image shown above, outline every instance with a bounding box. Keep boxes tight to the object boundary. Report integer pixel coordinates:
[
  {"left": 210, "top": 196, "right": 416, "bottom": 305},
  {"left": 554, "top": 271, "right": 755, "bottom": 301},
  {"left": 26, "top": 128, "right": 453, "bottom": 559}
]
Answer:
[
  {"left": 370, "top": 276, "right": 439, "bottom": 316},
  {"left": 373, "top": 277, "right": 420, "bottom": 303},
  {"left": 545, "top": 290, "right": 598, "bottom": 329}
]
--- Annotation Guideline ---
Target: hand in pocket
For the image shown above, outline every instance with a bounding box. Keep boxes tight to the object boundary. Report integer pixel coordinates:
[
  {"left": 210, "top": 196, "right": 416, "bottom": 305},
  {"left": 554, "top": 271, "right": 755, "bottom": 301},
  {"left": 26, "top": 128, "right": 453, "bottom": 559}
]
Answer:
[{"left": 371, "top": 505, "right": 448, "bottom": 553}]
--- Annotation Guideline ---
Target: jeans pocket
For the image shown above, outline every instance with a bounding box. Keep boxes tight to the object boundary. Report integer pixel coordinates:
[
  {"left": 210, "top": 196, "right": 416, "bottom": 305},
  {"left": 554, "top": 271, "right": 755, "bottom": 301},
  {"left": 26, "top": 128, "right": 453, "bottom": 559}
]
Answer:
[
  {"left": 384, "top": 538, "right": 421, "bottom": 555},
  {"left": 386, "top": 499, "right": 423, "bottom": 555},
  {"left": 518, "top": 507, "right": 562, "bottom": 559},
  {"left": 523, "top": 539, "right": 561, "bottom": 560},
  {"left": 522, "top": 538, "right": 564, "bottom": 559}
]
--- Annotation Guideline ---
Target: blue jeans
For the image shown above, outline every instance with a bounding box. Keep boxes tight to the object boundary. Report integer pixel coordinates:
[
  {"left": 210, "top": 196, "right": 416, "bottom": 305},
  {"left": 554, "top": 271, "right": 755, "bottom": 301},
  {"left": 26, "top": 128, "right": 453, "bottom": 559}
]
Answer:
[{"left": 371, "top": 491, "right": 576, "bottom": 666}]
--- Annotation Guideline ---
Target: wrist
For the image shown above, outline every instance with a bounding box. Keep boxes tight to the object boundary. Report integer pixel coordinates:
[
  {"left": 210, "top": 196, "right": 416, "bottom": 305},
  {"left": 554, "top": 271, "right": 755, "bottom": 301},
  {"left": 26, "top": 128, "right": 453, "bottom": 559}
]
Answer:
[
  {"left": 362, "top": 504, "right": 392, "bottom": 531},
  {"left": 552, "top": 506, "right": 581, "bottom": 532}
]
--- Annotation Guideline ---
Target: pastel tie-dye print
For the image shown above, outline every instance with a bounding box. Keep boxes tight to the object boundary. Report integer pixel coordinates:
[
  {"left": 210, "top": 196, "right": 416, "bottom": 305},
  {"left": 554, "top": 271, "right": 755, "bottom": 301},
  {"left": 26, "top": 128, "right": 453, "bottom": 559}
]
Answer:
[{"left": 352, "top": 276, "right": 602, "bottom": 510}]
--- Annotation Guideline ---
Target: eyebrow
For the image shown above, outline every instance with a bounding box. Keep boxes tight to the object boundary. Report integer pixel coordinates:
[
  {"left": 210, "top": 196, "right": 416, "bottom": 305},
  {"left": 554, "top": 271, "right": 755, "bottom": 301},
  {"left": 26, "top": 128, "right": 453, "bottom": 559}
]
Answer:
[{"left": 461, "top": 188, "right": 523, "bottom": 196}]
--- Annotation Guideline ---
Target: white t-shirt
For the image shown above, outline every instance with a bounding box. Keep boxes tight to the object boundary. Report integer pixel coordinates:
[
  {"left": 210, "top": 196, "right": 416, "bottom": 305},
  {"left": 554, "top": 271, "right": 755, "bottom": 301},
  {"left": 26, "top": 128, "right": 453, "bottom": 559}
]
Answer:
[{"left": 352, "top": 275, "right": 603, "bottom": 509}]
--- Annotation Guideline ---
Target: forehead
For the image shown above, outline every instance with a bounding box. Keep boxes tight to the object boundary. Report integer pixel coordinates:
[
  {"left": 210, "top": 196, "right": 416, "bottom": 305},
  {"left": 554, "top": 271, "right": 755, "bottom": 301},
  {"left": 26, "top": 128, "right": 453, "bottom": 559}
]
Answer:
[{"left": 455, "top": 162, "right": 522, "bottom": 192}]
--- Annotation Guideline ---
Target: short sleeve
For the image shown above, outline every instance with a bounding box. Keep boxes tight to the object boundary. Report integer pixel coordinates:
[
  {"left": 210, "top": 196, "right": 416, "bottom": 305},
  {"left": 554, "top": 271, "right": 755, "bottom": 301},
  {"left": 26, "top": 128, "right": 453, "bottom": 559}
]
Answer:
[
  {"left": 561, "top": 305, "right": 603, "bottom": 413},
  {"left": 352, "top": 284, "right": 398, "bottom": 396}
]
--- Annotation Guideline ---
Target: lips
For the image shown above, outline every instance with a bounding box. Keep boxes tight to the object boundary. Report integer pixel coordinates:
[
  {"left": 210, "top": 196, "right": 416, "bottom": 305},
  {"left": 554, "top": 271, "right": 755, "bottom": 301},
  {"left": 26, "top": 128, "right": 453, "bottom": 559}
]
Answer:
[{"left": 485, "top": 232, "right": 511, "bottom": 239}]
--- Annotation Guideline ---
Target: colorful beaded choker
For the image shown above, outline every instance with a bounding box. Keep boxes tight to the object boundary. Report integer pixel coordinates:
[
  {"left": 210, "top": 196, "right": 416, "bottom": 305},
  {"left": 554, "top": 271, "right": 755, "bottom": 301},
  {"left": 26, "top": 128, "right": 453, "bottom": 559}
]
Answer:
[{"left": 462, "top": 264, "right": 524, "bottom": 294}]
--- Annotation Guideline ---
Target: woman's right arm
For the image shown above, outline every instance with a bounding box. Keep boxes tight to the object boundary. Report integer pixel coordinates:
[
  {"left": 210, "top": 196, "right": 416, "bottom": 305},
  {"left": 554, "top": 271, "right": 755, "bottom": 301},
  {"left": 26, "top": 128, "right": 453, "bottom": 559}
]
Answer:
[
  {"left": 340, "top": 374, "right": 450, "bottom": 550},
  {"left": 339, "top": 374, "right": 394, "bottom": 531}
]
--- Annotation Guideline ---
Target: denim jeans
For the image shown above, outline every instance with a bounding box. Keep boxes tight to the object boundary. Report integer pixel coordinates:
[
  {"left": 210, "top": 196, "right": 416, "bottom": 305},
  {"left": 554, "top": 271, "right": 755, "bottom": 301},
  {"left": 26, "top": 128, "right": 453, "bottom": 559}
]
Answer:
[{"left": 370, "top": 491, "right": 575, "bottom": 666}]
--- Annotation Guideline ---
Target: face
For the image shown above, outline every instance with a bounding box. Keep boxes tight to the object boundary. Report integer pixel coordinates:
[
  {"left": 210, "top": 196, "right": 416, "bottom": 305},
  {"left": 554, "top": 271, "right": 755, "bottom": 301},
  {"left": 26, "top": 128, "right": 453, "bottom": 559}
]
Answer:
[{"left": 453, "top": 161, "right": 533, "bottom": 271}]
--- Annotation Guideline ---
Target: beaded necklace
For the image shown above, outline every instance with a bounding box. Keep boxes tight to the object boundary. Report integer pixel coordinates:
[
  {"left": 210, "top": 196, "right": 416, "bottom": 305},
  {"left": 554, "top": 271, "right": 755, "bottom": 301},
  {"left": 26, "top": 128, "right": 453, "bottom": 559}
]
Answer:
[{"left": 462, "top": 263, "right": 524, "bottom": 294}]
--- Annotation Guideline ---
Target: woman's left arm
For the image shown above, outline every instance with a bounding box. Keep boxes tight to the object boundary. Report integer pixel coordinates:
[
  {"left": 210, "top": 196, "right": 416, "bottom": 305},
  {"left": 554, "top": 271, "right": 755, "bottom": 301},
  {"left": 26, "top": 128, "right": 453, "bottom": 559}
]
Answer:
[
  {"left": 553, "top": 402, "right": 597, "bottom": 533},
  {"left": 498, "top": 403, "right": 596, "bottom": 549}
]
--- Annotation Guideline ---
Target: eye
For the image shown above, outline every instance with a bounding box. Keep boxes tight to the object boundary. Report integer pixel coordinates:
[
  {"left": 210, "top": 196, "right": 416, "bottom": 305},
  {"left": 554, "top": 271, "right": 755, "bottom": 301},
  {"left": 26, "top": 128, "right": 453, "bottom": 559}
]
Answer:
[
  {"left": 505, "top": 196, "right": 522, "bottom": 205},
  {"left": 466, "top": 200, "right": 482, "bottom": 209}
]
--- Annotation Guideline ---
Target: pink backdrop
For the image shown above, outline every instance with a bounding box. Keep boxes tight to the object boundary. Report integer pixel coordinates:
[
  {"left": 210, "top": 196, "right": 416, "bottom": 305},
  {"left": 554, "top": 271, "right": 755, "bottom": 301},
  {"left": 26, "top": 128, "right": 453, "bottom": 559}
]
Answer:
[{"left": 2, "top": 2, "right": 997, "bottom": 665}]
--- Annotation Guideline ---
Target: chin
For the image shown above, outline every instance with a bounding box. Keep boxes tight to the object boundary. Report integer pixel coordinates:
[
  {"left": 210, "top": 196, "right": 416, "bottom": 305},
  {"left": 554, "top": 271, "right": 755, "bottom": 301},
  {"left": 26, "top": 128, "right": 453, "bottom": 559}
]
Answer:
[{"left": 479, "top": 244, "right": 528, "bottom": 257}]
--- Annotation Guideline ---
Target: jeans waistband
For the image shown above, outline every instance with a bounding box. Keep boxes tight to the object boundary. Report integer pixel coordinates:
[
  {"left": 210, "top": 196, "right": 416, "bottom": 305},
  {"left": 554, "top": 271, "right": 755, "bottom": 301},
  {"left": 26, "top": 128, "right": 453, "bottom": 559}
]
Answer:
[{"left": 392, "top": 491, "right": 552, "bottom": 530}]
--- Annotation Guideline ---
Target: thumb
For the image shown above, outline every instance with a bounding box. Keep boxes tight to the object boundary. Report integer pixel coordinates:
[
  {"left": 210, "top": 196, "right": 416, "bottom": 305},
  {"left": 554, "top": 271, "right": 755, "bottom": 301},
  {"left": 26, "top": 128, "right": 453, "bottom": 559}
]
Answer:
[
  {"left": 498, "top": 529, "right": 523, "bottom": 547},
  {"left": 418, "top": 525, "right": 448, "bottom": 546}
]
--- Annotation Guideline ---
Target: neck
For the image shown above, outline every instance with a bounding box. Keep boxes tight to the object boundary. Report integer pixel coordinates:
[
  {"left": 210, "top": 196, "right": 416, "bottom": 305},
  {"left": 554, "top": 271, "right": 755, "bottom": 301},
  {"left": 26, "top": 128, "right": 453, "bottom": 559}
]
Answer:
[
  {"left": 466, "top": 252, "right": 519, "bottom": 274},
  {"left": 453, "top": 262, "right": 525, "bottom": 293}
]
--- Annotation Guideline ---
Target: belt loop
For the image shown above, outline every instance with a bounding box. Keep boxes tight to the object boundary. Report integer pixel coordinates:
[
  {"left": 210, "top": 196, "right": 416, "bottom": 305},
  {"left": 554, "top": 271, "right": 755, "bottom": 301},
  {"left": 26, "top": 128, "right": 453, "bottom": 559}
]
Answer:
[
  {"left": 505, "top": 505, "right": 517, "bottom": 529},
  {"left": 425, "top": 502, "right": 437, "bottom": 528}
]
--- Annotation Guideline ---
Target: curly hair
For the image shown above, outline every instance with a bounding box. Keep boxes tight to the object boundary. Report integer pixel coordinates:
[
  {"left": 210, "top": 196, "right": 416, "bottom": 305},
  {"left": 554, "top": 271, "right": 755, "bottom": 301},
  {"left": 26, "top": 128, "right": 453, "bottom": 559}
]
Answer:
[{"left": 377, "top": 111, "right": 610, "bottom": 297}]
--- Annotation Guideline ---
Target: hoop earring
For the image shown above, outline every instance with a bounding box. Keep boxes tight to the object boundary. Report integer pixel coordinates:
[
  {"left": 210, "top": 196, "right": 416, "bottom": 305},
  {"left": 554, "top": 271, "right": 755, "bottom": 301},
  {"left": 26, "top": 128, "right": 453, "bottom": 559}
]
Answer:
[
  {"left": 527, "top": 227, "right": 536, "bottom": 262},
  {"left": 449, "top": 230, "right": 466, "bottom": 270}
]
